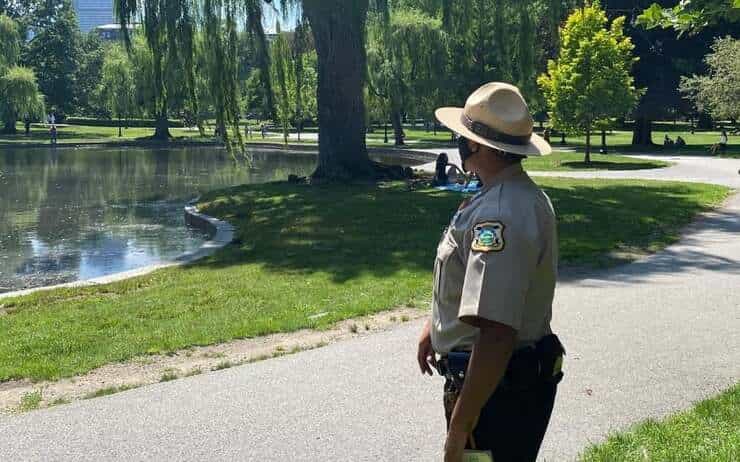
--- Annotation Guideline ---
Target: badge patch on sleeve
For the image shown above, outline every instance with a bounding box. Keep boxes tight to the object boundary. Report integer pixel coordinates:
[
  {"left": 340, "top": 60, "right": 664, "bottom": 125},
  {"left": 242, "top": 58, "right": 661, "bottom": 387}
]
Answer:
[{"left": 472, "top": 221, "right": 505, "bottom": 252}]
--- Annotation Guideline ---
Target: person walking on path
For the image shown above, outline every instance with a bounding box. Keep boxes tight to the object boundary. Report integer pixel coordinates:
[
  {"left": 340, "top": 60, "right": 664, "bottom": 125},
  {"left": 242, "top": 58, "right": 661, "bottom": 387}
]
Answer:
[
  {"left": 49, "top": 124, "right": 58, "bottom": 145},
  {"left": 418, "top": 82, "right": 565, "bottom": 462}
]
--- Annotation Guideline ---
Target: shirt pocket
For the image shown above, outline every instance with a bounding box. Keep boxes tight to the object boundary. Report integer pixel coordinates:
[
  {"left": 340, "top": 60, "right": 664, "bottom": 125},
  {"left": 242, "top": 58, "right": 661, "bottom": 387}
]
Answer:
[{"left": 434, "top": 235, "right": 458, "bottom": 303}]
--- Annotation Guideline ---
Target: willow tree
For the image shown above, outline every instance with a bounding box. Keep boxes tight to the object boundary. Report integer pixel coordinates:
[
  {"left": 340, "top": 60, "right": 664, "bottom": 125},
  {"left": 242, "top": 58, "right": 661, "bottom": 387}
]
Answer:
[
  {"left": 115, "top": 0, "right": 199, "bottom": 139},
  {"left": 99, "top": 46, "right": 136, "bottom": 137},
  {"left": 115, "top": 0, "right": 396, "bottom": 178},
  {"left": 290, "top": 20, "right": 311, "bottom": 140},
  {"left": 202, "top": 0, "right": 243, "bottom": 150},
  {"left": 270, "top": 22, "right": 291, "bottom": 144},
  {"left": 0, "top": 14, "right": 43, "bottom": 134},
  {"left": 0, "top": 66, "right": 45, "bottom": 133},
  {"left": 391, "top": 0, "right": 568, "bottom": 108},
  {"left": 0, "top": 13, "right": 21, "bottom": 70},
  {"left": 367, "top": 7, "right": 446, "bottom": 145}
]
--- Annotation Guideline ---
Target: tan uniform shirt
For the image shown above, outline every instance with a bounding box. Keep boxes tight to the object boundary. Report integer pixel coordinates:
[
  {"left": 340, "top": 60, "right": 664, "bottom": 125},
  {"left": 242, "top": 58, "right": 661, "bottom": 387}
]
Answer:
[{"left": 431, "top": 163, "right": 558, "bottom": 353}]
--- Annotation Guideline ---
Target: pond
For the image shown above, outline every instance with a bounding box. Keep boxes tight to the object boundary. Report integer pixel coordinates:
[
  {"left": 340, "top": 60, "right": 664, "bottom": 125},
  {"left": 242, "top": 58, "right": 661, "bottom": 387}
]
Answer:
[{"left": 0, "top": 145, "right": 424, "bottom": 295}]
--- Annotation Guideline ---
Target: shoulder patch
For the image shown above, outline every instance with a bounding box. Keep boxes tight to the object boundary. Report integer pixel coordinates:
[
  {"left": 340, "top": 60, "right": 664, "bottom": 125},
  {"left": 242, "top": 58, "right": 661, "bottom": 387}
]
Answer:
[{"left": 472, "top": 221, "right": 505, "bottom": 253}]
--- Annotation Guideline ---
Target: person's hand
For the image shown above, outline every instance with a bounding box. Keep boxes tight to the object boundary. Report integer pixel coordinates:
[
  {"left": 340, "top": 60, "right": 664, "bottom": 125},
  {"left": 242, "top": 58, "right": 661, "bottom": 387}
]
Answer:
[
  {"left": 417, "top": 318, "right": 436, "bottom": 375},
  {"left": 443, "top": 427, "right": 468, "bottom": 462}
]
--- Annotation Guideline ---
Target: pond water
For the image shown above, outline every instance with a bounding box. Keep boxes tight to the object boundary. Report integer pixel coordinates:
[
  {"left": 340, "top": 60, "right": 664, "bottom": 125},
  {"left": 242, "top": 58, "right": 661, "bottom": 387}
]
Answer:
[{"left": 0, "top": 146, "right": 423, "bottom": 294}]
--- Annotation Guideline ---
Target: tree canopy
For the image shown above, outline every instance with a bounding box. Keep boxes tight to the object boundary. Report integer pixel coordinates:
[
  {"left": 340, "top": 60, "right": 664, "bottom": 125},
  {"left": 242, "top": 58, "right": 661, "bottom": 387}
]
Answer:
[
  {"left": 0, "top": 13, "right": 21, "bottom": 70},
  {"left": 680, "top": 36, "right": 740, "bottom": 121},
  {"left": 538, "top": 2, "right": 640, "bottom": 162},
  {"left": 367, "top": 6, "right": 446, "bottom": 145},
  {"left": 638, "top": 0, "right": 740, "bottom": 34},
  {"left": 98, "top": 45, "right": 136, "bottom": 136},
  {"left": 22, "top": 0, "right": 81, "bottom": 117},
  {"left": 0, "top": 65, "right": 45, "bottom": 133},
  {"left": 0, "top": 13, "right": 43, "bottom": 133}
]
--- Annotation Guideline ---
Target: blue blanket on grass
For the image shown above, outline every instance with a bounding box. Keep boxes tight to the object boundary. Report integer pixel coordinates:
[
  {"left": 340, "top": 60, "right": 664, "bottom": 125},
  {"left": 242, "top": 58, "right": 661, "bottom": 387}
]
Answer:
[{"left": 435, "top": 181, "right": 482, "bottom": 194}]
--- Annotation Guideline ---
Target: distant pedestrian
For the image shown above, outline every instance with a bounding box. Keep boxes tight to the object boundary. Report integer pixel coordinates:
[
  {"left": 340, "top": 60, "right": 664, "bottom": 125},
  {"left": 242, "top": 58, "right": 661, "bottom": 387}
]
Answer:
[
  {"left": 710, "top": 129, "right": 728, "bottom": 156},
  {"left": 261, "top": 124, "right": 267, "bottom": 139},
  {"left": 432, "top": 152, "right": 463, "bottom": 186},
  {"left": 50, "top": 124, "right": 58, "bottom": 145}
]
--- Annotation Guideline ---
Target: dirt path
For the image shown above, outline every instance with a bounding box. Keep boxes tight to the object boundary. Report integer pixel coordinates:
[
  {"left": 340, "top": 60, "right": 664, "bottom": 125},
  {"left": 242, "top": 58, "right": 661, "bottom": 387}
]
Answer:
[{"left": 0, "top": 307, "right": 425, "bottom": 414}]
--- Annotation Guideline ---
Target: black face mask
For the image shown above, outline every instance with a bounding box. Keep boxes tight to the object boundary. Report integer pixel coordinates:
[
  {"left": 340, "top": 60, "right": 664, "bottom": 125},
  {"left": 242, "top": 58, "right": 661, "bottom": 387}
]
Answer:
[{"left": 457, "top": 136, "right": 478, "bottom": 171}]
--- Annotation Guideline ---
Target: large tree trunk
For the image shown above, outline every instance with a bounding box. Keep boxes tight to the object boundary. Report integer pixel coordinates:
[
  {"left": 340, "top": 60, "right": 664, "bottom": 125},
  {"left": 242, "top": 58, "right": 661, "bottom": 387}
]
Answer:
[
  {"left": 304, "top": 0, "right": 374, "bottom": 181},
  {"left": 631, "top": 116, "right": 654, "bottom": 146},
  {"left": 2, "top": 118, "right": 17, "bottom": 134},
  {"left": 153, "top": 112, "right": 171, "bottom": 140},
  {"left": 152, "top": 48, "right": 171, "bottom": 141},
  {"left": 391, "top": 110, "right": 405, "bottom": 146},
  {"left": 696, "top": 112, "right": 713, "bottom": 130}
]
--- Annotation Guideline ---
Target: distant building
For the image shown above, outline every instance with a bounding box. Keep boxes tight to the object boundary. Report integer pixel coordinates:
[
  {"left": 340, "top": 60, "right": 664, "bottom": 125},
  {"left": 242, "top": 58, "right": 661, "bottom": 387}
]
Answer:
[
  {"left": 94, "top": 23, "right": 135, "bottom": 42},
  {"left": 72, "top": 0, "right": 115, "bottom": 34}
]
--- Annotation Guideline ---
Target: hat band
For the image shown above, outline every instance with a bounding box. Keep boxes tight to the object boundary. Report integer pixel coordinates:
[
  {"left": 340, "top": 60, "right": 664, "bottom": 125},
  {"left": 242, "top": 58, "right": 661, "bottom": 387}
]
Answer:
[{"left": 461, "top": 114, "right": 531, "bottom": 146}]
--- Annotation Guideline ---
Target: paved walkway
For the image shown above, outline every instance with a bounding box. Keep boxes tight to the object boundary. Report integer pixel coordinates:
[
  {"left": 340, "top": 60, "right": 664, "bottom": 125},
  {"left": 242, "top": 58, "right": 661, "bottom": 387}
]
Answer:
[{"left": 1, "top": 155, "right": 738, "bottom": 461}]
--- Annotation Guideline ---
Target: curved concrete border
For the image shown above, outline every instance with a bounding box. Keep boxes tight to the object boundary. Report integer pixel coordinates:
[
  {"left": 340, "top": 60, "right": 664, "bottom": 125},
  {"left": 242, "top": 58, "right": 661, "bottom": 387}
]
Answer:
[{"left": 0, "top": 203, "right": 234, "bottom": 301}]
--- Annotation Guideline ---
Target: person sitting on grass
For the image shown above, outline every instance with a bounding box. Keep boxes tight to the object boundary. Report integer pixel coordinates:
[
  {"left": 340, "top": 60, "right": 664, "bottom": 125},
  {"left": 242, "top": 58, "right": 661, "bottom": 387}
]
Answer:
[
  {"left": 675, "top": 136, "right": 686, "bottom": 147},
  {"left": 432, "top": 152, "right": 464, "bottom": 186},
  {"left": 663, "top": 135, "right": 674, "bottom": 147},
  {"left": 710, "top": 129, "right": 728, "bottom": 156}
]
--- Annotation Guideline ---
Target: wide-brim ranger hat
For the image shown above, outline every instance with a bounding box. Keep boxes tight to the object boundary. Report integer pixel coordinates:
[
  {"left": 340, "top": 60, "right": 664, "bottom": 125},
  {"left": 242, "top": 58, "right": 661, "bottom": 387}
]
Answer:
[{"left": 435, "top": 82, "right": 551, "bottom": 157}]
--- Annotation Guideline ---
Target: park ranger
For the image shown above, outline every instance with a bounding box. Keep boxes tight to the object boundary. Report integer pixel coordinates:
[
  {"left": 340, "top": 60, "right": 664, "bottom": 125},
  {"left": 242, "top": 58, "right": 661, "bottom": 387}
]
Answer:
[{"left": 417, "top": 82, "right": 565, "bottom": 462}]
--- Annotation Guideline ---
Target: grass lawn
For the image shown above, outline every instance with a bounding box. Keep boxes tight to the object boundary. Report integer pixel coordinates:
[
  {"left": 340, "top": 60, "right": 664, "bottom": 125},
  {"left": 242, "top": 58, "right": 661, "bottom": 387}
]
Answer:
[
  {"left": 0, "top": 123, "right": 219, "bottom": 145},
  {"left": 0, "top": 178, "right": 728, "bottom": 383},
  {"left": 561, "top": 129, "right": 740, "bottom": 159},
  {"left": 581, "top": 383, "right": 740, "bottom": 461},
  {"left": 4, "top": 122, "right": 737, "bottom": 159},
  {"left": 523, "top": 152, "right": 669, "bottom": 171}
]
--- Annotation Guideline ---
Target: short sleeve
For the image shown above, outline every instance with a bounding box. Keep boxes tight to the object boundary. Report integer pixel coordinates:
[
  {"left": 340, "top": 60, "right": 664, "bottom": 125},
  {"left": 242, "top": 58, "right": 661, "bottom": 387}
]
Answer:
[{"left": 458, "top": 216, "right": 538, "bottom": 331}]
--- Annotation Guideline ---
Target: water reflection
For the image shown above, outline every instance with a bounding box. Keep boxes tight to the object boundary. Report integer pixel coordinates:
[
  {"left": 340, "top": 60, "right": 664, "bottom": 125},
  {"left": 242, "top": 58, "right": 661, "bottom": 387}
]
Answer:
[{"left": 0, "top": 146, "right": 321, "bottom": 293}]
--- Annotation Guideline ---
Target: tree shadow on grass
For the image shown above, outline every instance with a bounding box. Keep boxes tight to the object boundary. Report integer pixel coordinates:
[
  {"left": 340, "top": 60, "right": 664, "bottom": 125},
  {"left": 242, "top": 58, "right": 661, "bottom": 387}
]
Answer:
[
  {"left": 560, "top": 201, "right": 740, "bottom": 285},
  {"left": 188, "top": 180, "right": 736, "bottom": 284}
]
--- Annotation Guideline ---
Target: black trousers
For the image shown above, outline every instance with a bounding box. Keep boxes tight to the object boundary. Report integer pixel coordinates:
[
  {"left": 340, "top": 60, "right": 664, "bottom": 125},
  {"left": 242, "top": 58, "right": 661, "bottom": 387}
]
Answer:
[{"left": 444, "top": 378, "right": 560, "bottom": 462}]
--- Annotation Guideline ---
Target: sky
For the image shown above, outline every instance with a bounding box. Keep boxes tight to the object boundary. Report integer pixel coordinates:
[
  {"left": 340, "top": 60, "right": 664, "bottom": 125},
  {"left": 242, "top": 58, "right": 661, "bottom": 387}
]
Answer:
[{"left": 261, "top": 1, "right": 301, "bottom": 34}]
